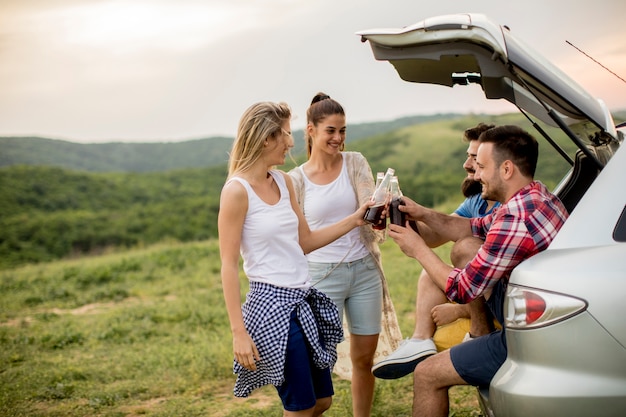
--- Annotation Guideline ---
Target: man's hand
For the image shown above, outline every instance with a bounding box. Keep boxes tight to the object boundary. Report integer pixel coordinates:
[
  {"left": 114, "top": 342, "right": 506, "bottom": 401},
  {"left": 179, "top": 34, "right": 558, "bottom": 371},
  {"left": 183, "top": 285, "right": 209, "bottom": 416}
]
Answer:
[
  {"left": 390, "top": 220, "right": 456, "bottom": 293},
  {"left": 397, "top": 196, "right": 425, "bottom": 221},
  {"left": 431, "top": 303, "right": 469, "bottom": 326},
  {"left": 387, "top": 221, "right": 427, "bottom": 259}
]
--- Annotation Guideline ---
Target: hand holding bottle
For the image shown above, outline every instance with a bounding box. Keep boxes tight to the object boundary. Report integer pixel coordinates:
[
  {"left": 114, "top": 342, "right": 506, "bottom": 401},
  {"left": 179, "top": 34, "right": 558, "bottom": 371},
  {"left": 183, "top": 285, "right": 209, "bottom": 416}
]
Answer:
[
  {"left": 364, "top": 168, "right": 394, "bottom": 229},
  {"left": 389, "top": 176, "right": 405, "bottom": 226}
]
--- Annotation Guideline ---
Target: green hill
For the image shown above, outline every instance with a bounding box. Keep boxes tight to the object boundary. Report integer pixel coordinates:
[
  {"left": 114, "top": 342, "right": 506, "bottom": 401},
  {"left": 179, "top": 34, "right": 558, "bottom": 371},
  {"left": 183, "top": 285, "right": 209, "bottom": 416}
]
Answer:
[
  {"left": 0, "top": 136, "right": 234, "bottom": 172},
  {"left": 0, "top": 113, "right": 579, "bottom": 269},
  {"left": 0, "top": 114, "right": 460, "bottom": 173}
]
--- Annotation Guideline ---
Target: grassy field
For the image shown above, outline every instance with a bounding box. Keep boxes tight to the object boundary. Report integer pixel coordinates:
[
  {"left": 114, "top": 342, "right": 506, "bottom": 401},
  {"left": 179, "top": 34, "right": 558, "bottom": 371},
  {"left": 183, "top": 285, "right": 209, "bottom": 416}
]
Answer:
[{"left": 0, "top": 236, "right": 482, "bottom": 416}]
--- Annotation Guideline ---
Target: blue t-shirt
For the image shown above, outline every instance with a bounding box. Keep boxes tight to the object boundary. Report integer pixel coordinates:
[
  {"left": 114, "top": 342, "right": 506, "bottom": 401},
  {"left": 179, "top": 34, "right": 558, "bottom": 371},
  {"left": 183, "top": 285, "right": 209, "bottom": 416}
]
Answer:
[{"left": 453, "top": 193, "right": 500, "bottom": 218}]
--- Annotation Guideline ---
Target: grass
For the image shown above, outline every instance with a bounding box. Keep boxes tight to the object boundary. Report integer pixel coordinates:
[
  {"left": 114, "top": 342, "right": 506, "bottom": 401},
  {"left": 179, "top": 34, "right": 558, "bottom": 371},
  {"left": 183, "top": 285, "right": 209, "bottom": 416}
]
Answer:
[{"left": 0, "top": 238, "right": 482, "bottom": 416}]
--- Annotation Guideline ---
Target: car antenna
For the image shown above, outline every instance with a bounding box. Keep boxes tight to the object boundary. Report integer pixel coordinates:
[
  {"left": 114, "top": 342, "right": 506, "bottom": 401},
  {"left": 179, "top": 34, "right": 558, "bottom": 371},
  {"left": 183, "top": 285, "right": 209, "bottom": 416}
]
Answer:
[{"left": 565, "top": 40, "right": 626, "bottom": 84}]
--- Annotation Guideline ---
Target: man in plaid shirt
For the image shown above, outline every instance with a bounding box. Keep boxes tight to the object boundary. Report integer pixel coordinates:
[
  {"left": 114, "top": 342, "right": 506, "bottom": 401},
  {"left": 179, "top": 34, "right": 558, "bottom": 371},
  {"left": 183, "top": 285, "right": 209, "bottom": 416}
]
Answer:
[{"left": 388, "top": 125, "right": 569, "bottom": 417}]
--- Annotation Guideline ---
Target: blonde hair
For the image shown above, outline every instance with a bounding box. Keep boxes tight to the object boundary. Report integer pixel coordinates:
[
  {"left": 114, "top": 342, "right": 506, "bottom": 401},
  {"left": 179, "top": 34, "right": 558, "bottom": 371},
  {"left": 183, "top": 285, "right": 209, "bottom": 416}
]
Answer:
[{"left": 228, "top": 101, "right": 291, "bottom": 176}]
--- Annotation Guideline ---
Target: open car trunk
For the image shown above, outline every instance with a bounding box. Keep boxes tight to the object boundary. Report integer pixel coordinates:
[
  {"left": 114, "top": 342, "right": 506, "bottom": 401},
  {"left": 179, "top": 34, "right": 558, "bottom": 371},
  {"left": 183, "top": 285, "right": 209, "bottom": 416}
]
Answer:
[{"left": 357, "top": 13, "right": 622, "bottom": 212}]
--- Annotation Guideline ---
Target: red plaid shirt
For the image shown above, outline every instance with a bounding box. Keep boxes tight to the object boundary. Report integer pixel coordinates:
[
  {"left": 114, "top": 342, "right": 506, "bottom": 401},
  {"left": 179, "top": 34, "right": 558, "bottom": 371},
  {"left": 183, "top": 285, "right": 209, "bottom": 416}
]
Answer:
[{"left": 445, "top": 181, "right": 569, "bottom": 303}]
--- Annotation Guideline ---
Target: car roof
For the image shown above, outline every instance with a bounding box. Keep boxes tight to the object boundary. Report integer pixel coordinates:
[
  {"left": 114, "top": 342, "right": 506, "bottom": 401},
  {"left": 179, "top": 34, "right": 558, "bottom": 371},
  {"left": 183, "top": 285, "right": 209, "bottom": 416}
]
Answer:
[{"left": 356, "top": 13, "right": 621, "bottom": 158}]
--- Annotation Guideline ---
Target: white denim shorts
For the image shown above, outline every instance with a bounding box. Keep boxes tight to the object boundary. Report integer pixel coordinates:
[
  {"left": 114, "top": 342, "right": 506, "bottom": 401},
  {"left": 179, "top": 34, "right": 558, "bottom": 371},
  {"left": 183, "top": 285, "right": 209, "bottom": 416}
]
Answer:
[{"left": 308, "top": 254, "right": 382, "bottom": 336}]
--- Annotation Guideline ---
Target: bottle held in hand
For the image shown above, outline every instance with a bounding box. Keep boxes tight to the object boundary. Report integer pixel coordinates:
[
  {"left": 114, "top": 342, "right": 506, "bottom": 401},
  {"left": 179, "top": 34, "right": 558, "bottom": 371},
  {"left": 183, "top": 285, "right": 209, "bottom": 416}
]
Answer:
[
  {"left": 364, "top": 168, "right": 394, "bottom": 229},
  {"left": 389, "top": 176, "right": 406, "bottom": 226},
  {"left": 369, "top": 172, "right": 386, "bottom": 230}
]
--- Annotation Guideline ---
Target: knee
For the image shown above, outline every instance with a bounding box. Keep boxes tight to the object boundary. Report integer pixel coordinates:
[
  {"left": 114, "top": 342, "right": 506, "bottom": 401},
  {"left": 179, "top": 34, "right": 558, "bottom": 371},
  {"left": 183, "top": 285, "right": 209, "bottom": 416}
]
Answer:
[
  {"left": 350, "top": 343, "right": 378, "bottom": 370},
  {"left": 412, "top": 356, "right": 441, "bottom": 389},
  {"left": 412, "top": 360, "right": 431, "bottom": 388},
  {"left": 451, "top": 237, "right": 483, "bottom": 268},
  {"left": 417, "top": 269, "right": 430, "bottom": 289},
  {"left": 349, "top": 334, "right": 379, "bottom": 371},
  {"left": 352, "top": 353, "right": 374, "bottom": 370},
  {"left": 315, "top": 396, "right": 332, "bottom": 414},
  {"left": 418, "top": 269, "right": 441, "bottom": 296}
]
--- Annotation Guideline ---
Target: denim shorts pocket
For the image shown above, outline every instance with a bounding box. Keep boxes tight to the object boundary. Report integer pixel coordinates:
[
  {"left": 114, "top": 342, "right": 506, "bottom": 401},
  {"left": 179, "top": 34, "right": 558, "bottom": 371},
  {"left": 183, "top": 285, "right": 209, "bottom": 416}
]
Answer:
[
  {"left": 308, "top": 262, "right": 334, "bottom": 286},
  {"left": 363, "top": 254, "right": 377, "bottom": 271}
]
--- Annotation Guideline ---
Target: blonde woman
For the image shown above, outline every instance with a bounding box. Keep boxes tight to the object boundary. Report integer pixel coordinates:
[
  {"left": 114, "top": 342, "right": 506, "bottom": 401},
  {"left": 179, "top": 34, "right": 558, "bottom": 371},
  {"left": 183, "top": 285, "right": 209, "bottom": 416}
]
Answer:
[{"left": 219, "top": 101, "right": 371, "bottom": 416}]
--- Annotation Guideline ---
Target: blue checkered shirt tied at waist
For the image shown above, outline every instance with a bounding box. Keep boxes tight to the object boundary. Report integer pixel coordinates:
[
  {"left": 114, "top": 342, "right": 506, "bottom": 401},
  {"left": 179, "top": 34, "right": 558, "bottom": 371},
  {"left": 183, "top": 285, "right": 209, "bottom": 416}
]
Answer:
[{"left": 233, "top": 281, "right": 343, "bottom": 397}]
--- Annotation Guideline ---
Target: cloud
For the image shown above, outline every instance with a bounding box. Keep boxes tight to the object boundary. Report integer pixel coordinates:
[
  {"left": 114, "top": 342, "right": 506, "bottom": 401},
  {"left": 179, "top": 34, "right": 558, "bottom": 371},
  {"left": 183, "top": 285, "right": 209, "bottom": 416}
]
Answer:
[{"left": 0, "top": 0, "right": 625, "bottom": 142}]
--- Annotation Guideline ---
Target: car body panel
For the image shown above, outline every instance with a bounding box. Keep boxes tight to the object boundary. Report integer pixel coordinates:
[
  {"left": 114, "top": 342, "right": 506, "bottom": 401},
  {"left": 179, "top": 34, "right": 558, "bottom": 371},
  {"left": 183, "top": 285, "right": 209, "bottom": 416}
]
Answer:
[
  {"left": 489, "top": 312, "right": 626, "bottom": 416},
  {"left": 511, "top": 139, "right": 626, "bottom": 347},
  {"left": 548, "top": 132, "right": 626, "bottom": 250}
]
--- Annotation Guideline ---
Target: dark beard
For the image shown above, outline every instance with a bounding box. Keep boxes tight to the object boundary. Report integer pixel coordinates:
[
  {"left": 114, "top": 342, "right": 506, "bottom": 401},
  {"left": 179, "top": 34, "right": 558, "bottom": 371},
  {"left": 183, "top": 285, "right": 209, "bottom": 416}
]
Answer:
[{"left": 461, "top": 177, "right": 483, "bottom": 198}]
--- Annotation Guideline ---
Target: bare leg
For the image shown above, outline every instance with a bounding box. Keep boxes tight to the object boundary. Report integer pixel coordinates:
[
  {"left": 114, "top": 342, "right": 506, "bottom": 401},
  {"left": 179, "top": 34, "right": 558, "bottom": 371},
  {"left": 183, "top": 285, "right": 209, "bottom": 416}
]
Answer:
[
  {"left": 350, "top": 334, "right": 379, "bottom": 417},
  {"left": 284, "top": 397, "right": 331, "bottom": 416},
  {"left": 284, "top": 408, "right": 313, "bottom": 417},
  {"left": 313, "top": 397, "right": 332, "bottom": 416},
  {"left": 373, "top": 240, "right": 482, "bottom": 380},
  {"left": 372, "top": 273, "right": 438, "bottom": 379},
  {"left": 467, "top": 297, "right": 494, "bottom": 337},
  {"left": 412, "top": 350, "right": 467, "bottom": 417},
  {"left": 412, "top": 269, "right": 448, "bottom": 340},
  {"left": 283, "top": 403, "right": 317, "bottom": 417}
]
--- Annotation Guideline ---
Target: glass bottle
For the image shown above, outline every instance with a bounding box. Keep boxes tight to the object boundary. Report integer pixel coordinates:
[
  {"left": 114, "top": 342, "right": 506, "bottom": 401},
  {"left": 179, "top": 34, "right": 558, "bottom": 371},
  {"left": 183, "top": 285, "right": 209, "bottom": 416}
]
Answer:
[
  {"left": 374, "top": 171, "right": 384, "bottom": 189},
  {"left": 364, "top": 168, "right": 394, "bottom": 228},
  {"left": 389, "top": 176, "right": 406, "bottom": 226}
]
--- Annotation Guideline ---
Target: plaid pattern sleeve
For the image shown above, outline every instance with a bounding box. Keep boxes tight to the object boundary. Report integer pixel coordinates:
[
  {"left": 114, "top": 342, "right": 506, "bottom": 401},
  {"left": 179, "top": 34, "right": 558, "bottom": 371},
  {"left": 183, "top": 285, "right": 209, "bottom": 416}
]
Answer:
[
  {"left": 233, "top": 282, "right": 343, "bottom": 397},
  {"left": 445, "top": 181, "right": 568, "bottom": 303}
]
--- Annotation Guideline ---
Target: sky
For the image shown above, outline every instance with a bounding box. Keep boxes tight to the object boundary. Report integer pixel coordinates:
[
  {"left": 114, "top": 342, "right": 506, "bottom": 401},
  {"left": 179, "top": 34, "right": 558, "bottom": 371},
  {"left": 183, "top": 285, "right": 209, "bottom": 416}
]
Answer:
[{"left": 1, "top": 0, "right": 626, "bottom": 143}]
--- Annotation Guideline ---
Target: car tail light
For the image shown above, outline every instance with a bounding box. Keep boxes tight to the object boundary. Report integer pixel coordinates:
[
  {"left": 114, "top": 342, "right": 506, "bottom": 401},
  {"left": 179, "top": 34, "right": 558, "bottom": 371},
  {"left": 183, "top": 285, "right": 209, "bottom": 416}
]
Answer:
[{"left": 505, "top": 285, "right": 587, "bottom": 329}]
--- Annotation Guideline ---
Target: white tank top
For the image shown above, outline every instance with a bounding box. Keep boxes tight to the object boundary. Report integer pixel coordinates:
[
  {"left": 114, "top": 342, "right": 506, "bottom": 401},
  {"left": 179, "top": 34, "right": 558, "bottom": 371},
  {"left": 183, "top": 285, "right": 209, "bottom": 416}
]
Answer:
[
  {"left": 300, "top": 159, "right": 369, "bottom": 263},
  {"left": 229, "top": 171, "right": 310, "bottom": 289}
]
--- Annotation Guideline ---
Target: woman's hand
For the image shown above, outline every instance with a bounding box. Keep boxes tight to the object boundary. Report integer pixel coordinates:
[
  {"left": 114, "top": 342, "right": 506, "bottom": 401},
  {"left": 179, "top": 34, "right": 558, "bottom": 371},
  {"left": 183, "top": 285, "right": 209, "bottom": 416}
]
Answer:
[
  {"left": 232, "top": 329, "right": 261, "bottom": 371},
  {"left": 354, "top": 199, "right": 376, "bottom": 227}
]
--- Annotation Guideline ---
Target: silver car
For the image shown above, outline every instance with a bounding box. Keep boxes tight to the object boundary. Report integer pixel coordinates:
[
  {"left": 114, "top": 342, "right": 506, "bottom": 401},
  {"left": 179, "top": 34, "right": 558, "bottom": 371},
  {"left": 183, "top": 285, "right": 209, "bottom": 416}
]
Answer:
[{"left": 357, "top": 13, "right": 626, "bottom": 416}]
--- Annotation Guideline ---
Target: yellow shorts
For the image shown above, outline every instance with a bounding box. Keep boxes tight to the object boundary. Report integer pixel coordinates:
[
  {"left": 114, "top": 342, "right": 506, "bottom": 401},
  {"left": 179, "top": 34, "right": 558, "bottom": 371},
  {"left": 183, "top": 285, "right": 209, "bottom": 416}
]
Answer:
[
  {"left": 433, "top": 318, "right": 502, "bottom": 351},
  {"left": 433, "top": 318, "right": 471, "bottom": 351}
]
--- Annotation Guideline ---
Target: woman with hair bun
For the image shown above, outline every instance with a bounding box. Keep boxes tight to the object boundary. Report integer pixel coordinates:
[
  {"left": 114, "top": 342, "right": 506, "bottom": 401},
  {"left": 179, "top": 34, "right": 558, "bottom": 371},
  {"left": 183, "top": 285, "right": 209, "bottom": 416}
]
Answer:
[{"left": 289, "top": 93, "right": 401, "bottom": 417}]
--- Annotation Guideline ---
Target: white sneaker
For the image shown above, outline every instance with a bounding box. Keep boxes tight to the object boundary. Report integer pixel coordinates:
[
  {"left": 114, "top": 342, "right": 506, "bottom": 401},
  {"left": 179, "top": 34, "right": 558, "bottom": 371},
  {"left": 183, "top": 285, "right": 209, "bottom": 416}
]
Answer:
[{"left": 372, "top": 338, "right": 437, "bottom": 379}]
